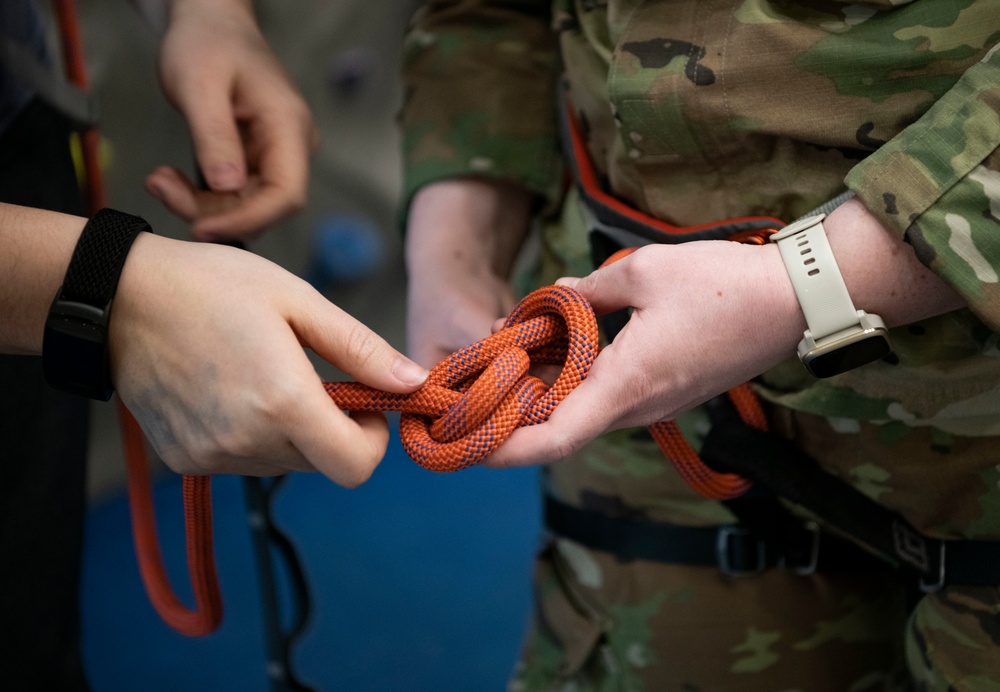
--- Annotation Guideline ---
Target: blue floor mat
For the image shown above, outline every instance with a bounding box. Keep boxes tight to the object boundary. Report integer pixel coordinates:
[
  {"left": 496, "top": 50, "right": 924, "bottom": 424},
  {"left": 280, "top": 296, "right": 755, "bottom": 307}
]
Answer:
[{"left": 82, "top": 428, "right": 542, "bottom": 691}]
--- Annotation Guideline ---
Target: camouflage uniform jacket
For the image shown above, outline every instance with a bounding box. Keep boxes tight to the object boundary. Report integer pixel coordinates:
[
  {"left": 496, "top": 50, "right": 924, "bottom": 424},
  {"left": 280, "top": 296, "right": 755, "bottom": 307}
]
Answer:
[
  {"left": 401, "top": 4, "right": 1000, "bottom": 688},
  {"left": 401, "top": 0, "right": 1000, "bottom": 528}
]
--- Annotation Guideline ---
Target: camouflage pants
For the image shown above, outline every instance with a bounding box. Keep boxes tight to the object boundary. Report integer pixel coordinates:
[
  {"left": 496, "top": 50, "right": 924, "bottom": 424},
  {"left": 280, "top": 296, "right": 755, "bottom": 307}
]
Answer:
[{"left": 508, "top": 412, "right": 1000, "bottom": 691}]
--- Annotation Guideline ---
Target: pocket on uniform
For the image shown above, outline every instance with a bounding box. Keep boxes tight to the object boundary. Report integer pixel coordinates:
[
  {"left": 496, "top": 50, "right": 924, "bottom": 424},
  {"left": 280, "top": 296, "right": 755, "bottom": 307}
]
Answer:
[{"left": 529, "top": 539, "right": 608, "bottom": 678}]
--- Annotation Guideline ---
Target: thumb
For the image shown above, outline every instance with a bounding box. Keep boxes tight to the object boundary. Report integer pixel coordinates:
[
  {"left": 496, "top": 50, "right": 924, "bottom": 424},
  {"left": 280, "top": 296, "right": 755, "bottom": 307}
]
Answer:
[
  {"left": 297, "top": 294, "right": 428, "bottom": 393},
  {"left": 557, "top": 255, "right": 638, "bottom": 316},
  {"left": 182, "top": 89, "right": 247, "bottom": 192}
]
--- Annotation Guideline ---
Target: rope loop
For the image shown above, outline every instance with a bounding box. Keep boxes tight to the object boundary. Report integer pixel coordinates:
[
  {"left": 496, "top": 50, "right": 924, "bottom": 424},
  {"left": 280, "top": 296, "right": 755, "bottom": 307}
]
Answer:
[{"left": 325, "top": 284, "right": 599, "bottom": 472}]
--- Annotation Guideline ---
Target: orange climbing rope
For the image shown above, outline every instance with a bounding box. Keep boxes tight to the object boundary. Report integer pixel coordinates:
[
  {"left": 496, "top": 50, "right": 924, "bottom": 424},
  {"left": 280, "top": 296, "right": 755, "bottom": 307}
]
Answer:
[
  {"left": 327, "top": 284, "right": 596, "bottom": 473},
  {"left": 327, "top": 281, "right": 764, "bottom": 500},
  {"left": 55, "top": 0, "right": 222, "bottom": 637},
  {"left": 58, "top": 0, "right": 766, "bottom": 640}
]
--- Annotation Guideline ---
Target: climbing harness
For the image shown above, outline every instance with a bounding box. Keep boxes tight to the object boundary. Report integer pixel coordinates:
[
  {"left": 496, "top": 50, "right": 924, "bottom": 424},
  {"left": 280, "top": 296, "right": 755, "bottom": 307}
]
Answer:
[
  {"left": 556, "top": 86, "right": 1000, "bottom": 589},
  {"left": 561, "top": 86, "right": 778, "bottom": 501}
]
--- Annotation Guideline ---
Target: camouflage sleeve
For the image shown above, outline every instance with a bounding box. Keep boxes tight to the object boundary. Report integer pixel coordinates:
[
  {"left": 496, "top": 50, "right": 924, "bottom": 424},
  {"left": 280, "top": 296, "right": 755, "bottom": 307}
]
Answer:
[
  {"left": 845, "top": 43, "right": 1000, "bottom": 330},
  {"left": 399, "top": 0, "right": 562, "bottom": 213}
]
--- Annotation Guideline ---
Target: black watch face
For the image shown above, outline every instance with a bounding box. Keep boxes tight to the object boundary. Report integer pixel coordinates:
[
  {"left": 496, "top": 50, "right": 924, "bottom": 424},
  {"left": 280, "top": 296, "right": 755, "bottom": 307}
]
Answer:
[
  {"left": 805, "top": 334, "right": 892, "bottom": 378},
  {"left": 42, "top": 316, "right": 112, "bottom": 400}
]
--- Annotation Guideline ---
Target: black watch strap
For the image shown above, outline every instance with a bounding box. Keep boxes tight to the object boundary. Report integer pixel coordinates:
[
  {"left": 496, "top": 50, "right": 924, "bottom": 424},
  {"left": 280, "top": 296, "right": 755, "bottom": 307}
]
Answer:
[{"left": 43, "top": 208, "right": 152, "bottom": 400}]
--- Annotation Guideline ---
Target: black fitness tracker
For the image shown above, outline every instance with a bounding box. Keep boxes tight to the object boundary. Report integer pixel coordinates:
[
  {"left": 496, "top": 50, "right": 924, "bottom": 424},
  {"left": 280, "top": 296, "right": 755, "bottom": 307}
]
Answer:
[
  {"left": 770, "top": 213, "right": 892, "bottom": 378},
  {"left": 42, "top": 208, "right": 152, "bottom": 400}
]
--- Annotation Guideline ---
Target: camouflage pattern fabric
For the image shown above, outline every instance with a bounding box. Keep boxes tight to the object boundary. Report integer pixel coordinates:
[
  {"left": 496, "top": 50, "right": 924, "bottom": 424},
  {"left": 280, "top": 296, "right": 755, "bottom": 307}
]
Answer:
[{"left": 401, "top": 1, "right": 1000, "bottom": 689}]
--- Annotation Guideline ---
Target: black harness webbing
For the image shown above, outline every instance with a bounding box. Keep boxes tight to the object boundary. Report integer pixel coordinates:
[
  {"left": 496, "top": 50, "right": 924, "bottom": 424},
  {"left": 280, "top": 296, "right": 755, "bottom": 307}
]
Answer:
[
  {"left": 553, "top": 86, "right": 1000, "bottom": 590},
  {"left": 700, "top": 396, "right": 1000, "bottom": 590},
  {"left": 544, "top": 495, "right": 887, "bottom": 578}
]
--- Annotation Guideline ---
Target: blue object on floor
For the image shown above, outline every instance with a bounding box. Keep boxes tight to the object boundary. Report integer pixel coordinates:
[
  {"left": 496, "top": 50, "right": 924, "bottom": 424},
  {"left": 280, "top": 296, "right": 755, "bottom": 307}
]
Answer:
[
  {"left": 82, "top": 427, "right": 542, "bottom": 691},
  {"left": 305, "top": 213, "right": 386, "bottom": 289}
]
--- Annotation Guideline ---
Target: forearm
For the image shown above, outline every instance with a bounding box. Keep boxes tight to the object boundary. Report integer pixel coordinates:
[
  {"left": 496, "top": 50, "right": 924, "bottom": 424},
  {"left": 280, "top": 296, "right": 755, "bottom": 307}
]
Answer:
[
  {"left": 844, "top": 40, "right": 1000, "bottom": 330},
  {"left": 405, "top": 178, "right": 534, "bottom": 281},
  {"left": 823, "top": 197, "right": 965, "bottom": 329},
  {"left": 0, "top": 203, "right": 85, "bottom": 354},
  {"left": 735, "top": 197, "right": 966, "bottom": 376}
]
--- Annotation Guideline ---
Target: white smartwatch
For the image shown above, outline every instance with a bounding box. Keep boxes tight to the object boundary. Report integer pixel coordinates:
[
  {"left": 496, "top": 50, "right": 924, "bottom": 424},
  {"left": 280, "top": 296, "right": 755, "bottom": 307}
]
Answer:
[{"left": 770, "top": 213, "right": 892, "bottom": 378}]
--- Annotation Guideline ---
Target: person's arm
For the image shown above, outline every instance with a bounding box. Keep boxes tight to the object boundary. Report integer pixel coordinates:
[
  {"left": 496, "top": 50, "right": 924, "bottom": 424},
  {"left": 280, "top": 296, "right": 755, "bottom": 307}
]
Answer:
[
  {"left": 486, "top": 43, "right": 1000, "bottom": 468},
  {"left": 486, "top": 198, "right": 964, "bottom": 466},
  {"left": 0, "top": 202, "right": 428, "bottom": 486},
  {"left": 401, "top": 0, "right": 560, "bottom": 367},
  {"left": 0, "top": 204, "right": 82, "bottom": 354},
  {"left": 140, "top": 0, "right": 318, "bottom": 241},
  {"left": 406, "top": 179, "right": 533, "bottom": 367},
  {"left": 843, "top": 43, "right": 1000, "bottom": 330}
]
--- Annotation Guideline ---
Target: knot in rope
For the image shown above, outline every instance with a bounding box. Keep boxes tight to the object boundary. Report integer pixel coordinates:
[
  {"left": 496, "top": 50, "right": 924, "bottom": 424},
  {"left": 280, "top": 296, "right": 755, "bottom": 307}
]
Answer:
[{"left": 325, "top": 284, "right": 599, "bottom": 472}]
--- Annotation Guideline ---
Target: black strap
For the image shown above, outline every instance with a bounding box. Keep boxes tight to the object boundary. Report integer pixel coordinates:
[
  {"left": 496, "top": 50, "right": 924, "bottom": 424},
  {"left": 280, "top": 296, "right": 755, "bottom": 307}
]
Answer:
[
  {"left": 544, "top": 495, "right": 885, "bottom": 577},
  {"left": 61, "top": 208, "right": 150, "bottom": 306},
  {"left": 701, "top": 396, "right": 1000, "bottom": 590},
  {"left": 42, "top": 208, "right": 151, "bottom": 400}
]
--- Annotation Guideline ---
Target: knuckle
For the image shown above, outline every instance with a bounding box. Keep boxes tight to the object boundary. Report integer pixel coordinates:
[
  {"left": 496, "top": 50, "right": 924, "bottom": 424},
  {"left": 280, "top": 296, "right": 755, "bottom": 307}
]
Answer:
[
  {"left": 208, "top": 427, "right": 256, "bottom": 463},
  {"left": 339, "top": 457, "right": 377, "bottom": 488},
  {"left": 285, "top": 189, "right": 307, "bottom": 215},
  {"left": 622, "top": 246, "right": 657, "bottom": 281},
  {"left": 342, "top": 323, "right": 384, "bottom": 369},
  {"left": 548, "top": 432, "right": 584, "bottom": 462}
]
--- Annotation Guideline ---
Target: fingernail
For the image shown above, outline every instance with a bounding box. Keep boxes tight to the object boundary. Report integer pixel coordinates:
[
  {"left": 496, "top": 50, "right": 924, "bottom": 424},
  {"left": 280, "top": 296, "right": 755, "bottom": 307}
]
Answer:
[
  {"left": 393, "top": 358, "right": 428, "bottom": 387},
  {"left": 207, "top": 163, "right": 243, "bottom": 191},
  {"left": 555, "top": 276, "right": 580, "bottom": 288}
]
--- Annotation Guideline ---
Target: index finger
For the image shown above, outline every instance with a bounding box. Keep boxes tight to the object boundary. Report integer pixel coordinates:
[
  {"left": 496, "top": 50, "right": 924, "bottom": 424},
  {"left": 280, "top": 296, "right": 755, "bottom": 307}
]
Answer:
[
  {"left": 286, "top": 383, "right": 391, "bottom": 488},
  {"left": 193, "top": 114, "right": 315, "bottom": 238}
]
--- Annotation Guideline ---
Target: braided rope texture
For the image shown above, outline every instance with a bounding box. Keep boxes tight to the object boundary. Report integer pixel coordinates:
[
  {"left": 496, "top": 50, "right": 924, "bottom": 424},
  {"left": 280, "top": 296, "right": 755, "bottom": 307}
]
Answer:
[
  {"left": 324, "top": 284, "right": 761, "bottom": 500},
  {"left": 326, "top": 285, "right": 598, "bottom": 472}
]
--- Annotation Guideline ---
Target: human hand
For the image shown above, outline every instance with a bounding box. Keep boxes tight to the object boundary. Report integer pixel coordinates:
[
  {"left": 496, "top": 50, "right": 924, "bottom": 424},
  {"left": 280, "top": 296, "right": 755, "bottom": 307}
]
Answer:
[
  {"left": 146, "top": 0, "right": 318, "bottom": 242},
  {"left": 485, "top": 240, "right": 803, "bottom": 467},
  {"left": 109, "top": 234, "right": 427, "bottom": 487},
  {"left": 405, "top": 179, "right": 533, "bottom": 368},
  {"left": 484, "top": 196, "right": 969, "bottom": 468}
]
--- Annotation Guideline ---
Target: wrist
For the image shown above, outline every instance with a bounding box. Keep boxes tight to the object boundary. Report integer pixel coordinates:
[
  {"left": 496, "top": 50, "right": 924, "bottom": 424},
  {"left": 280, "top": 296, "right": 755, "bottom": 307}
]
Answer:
[
  {"left": 770, "top": 213, "right": 892, "bottom": 377},
  {"left": 749, "top": 242, "right": 808, "bottom": 363},
  {"left": 406, "top": 179, "right": 533, "bottom": 279},
  {"left": 43, "top": 209, "right": 152, "bottom": 400},
  {"left": 0, "top": 204, "right": 86, "bottom": 354},
  {"left": 824, "top": 199, "right": 963, "bottom": 326}
]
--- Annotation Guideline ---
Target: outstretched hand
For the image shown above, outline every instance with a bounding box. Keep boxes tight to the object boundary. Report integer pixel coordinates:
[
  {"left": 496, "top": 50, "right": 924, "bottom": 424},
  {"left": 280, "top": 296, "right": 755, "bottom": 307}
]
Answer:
[
  {"left": 146, "top": 0, "right": 318, "bottom": 242},
  {"left": 109, "top": 233, "right": 427, "bottom": 487},
  {"left": 484, "top": 240, "right": 803, "bottom": 467}
]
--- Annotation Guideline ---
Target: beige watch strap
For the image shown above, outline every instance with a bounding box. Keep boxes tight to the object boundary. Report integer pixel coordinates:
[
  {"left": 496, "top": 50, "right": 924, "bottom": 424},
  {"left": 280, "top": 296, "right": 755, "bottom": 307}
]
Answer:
[{"left": 771, "top": 214, "right": 861, "bottom": 339}]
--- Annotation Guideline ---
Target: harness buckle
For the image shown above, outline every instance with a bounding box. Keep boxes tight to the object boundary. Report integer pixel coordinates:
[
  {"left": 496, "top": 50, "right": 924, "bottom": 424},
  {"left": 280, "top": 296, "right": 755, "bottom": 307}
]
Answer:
[
  {"left": 716, "top": 525, "right": 767, "bottom": 578},
  {"left": 919, "top": 541, "right": 947, "bottom": 593},
  {"left": 783, "top": 521, "right": 821, "bottom": 576}
]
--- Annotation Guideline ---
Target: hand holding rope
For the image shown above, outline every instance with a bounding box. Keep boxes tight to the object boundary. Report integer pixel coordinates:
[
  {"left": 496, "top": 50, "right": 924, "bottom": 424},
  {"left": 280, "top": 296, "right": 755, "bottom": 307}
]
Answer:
[{"left": 126, "top": 277, "right": 766, "bottom": 637}]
